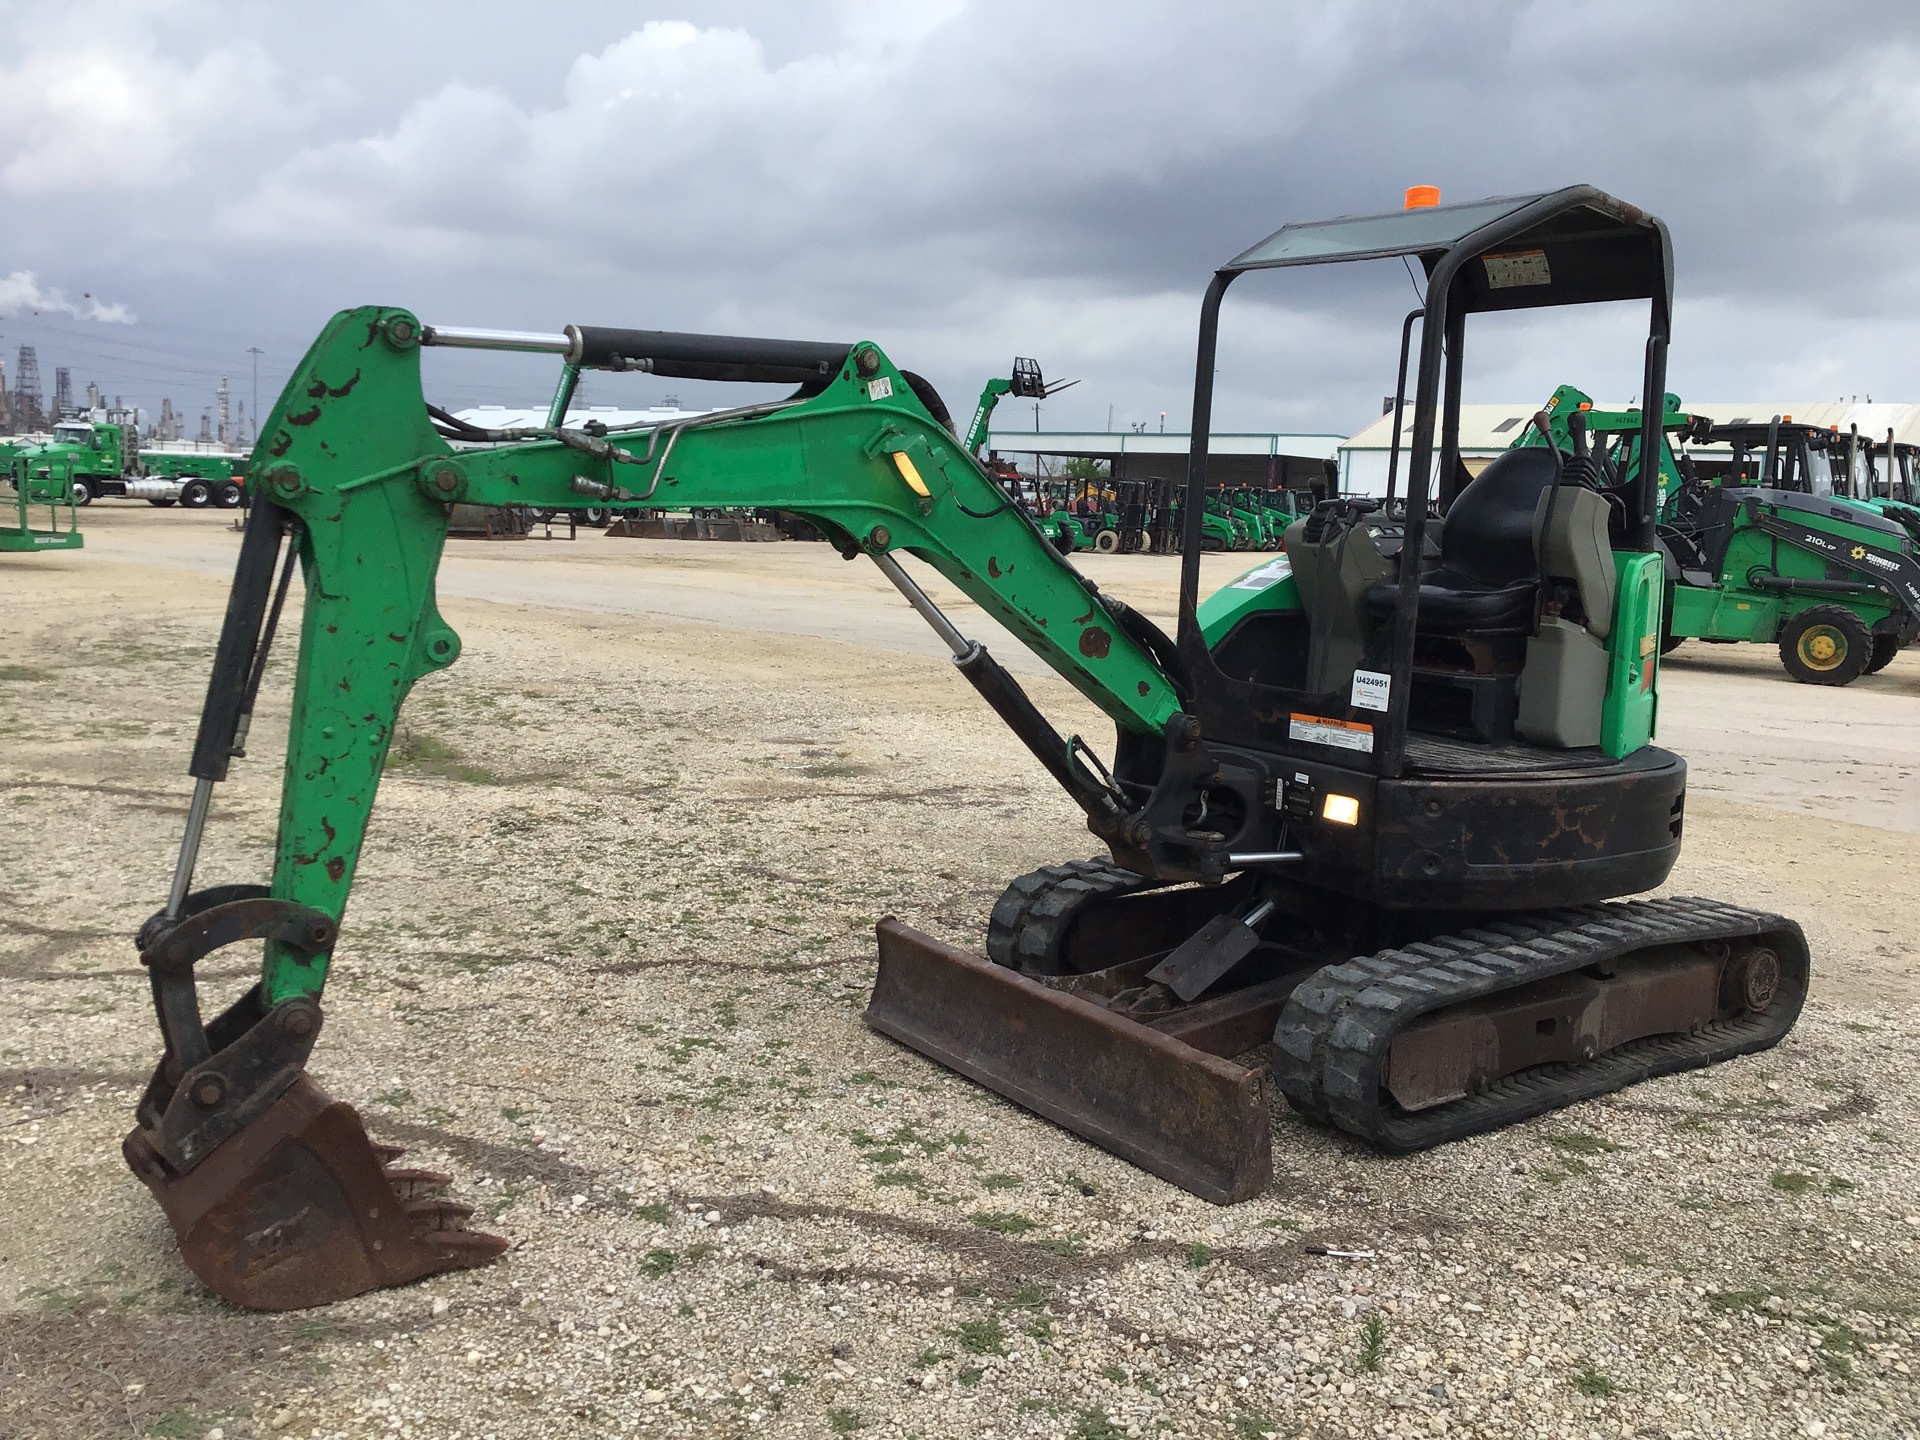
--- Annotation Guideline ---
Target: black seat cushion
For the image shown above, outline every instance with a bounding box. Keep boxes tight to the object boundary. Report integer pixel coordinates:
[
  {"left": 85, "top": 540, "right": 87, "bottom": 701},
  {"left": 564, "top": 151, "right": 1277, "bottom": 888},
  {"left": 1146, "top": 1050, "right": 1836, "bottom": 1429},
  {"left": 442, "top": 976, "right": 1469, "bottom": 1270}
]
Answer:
[
  {"left": 1363, "top": 447, "right": 1562, "bottom": 633},
  {"left": 1367, "top": 574, "right": 1537, "bottom": 629}
]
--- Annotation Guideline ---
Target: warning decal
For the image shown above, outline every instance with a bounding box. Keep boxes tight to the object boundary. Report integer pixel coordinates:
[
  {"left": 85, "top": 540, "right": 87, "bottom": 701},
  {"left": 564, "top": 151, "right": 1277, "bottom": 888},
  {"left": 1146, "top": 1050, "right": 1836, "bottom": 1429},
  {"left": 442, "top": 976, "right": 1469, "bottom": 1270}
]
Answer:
[
  {"left": 1288, "top": 712, "right": 1375, "bottom": 754},
  {"left": 1483, "top": 249, "right": 1552, "bottom": 289}
]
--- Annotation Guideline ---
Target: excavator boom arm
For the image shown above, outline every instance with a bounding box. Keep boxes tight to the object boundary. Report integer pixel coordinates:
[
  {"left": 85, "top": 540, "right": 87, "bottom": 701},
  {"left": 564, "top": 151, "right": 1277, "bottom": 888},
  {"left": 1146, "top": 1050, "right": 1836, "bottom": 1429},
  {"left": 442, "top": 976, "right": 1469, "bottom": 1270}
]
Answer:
[{"left": 225, "top": 308, "right": 1184, "bottom": 1005}]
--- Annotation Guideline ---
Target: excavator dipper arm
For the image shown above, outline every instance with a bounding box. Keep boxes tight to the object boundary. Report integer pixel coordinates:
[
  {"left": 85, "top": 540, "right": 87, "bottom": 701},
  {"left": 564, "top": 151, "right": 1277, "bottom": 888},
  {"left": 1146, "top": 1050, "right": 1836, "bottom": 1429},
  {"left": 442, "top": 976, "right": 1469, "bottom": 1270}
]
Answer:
[{"left": 128, "top": 307, "right": 1214, "bottom": 1308}]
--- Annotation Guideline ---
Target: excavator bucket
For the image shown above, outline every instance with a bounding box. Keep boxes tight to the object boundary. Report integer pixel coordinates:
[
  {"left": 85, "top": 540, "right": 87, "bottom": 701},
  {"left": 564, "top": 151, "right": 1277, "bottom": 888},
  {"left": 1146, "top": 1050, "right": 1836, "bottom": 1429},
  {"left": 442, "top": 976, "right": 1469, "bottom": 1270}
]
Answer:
[
  {"left": 865, "top": 918, "right": 1272, "bottom": 1203},
  {"left": 123, "top": 1073, "right": 507, "bottom": 1311}
]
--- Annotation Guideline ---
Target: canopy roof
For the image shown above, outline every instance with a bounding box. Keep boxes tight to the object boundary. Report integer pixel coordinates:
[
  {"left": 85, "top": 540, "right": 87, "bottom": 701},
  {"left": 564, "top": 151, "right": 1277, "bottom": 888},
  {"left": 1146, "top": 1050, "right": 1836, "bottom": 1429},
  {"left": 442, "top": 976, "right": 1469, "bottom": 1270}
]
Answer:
[{"left": 1224, "top": 186, "right": 1667, "bottom": 313}]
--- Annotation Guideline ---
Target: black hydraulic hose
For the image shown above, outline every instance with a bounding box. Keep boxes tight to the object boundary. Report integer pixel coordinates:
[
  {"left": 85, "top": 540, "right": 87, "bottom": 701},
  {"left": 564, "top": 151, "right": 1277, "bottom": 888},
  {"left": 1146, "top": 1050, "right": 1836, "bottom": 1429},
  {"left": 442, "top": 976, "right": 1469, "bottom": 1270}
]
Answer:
[
  {"left": 1384, "top": 308, "right": 1421, "bottom": 506},
  {"left": 188, "top": 500, "right": 290, "bottom": 783},
  {"left": 1531, "top": 410, "right": 1566, "bottom": 632},
  {"left": 565, "top": 326, "right": 850, "bottom": 384},
  {"left": 952, "top": 642, "right": 1125, "bottom": 834},
  {"left": 230, "top": 533, "right": 302, "bottom": 760}
]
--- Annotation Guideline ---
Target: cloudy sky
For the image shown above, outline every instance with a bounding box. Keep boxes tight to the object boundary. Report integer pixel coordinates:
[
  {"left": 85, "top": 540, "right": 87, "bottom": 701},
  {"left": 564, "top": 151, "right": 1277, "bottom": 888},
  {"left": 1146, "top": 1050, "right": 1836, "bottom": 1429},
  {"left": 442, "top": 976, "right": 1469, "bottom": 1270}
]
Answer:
[{"left": 2, "top": 0, "right": 1915, "bottom": 440}]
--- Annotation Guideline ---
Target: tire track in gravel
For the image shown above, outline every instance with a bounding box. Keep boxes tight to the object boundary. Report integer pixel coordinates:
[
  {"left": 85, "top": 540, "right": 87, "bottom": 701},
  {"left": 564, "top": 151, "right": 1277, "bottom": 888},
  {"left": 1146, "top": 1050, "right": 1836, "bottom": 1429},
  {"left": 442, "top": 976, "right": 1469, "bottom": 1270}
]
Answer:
[{"left": 688, "top": 1191, "right": 1453, "bottom": 1290}]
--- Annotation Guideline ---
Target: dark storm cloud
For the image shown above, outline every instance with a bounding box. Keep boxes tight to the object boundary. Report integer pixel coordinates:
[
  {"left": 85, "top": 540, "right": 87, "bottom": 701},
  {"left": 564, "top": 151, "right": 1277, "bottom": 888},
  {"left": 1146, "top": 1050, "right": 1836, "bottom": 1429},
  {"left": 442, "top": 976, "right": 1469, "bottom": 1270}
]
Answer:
[{"left": 3, "top": 0, "right": 1917, "bottom": 434}]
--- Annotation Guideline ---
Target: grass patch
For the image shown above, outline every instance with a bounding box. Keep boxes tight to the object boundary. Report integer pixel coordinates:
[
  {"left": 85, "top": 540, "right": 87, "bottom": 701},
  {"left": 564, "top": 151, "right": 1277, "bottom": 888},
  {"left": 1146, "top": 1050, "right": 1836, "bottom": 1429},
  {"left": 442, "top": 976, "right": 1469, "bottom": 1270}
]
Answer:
[
  {"left": 641, "top": 1248, "right": 677, "bottom": 1276},
  {"left": 146, "top": 1414, "right": 223, "bottom": 1440},
  {"left": 874, "top": 1168, "right": 925, "bottom": 1189},
  {"left": 1770, "top": 1171, "right": 1815, "bottom": 1195},
  {"left": 981, "top": 1172, "right": 1023, "bottom": 1192},
  {"left": 957, "top": 1365, "right": 983, "bottom": 1387},
  {"left": 1572, "top": 1361, "right": 1617, "bottom": 1398},
  {"left": 1099, "top": 1363, "right": 1126, "bottom": 1383},
  {"left": 1233, "top": 1414, "right": 1279, "bottom": 1440},
  {"left": 389, "top": 729, "right": 496, "bottom": 784},
  {"left": 1707, "top": 1289, "right": 1776, "bottom": 1315},
  {"left": 970, "top": 1211, "right": 1035, "bottom": 1236},
  {"left": 1358, "top": 1312, "right": 1387, "bottom": 1372},
  {"left": 1547, "top": 1131, "right": 1619, "bottom": 1156},
  {"left": 1071, "top": 1409, "right": 1125, "bottom": 1440},
  {"left": 827, "top": 1407, "right": 866, "bottom": 1433},
  {"left": 633, "top": 1200, "right": 672, "bottom": 1223},
  {"left": 953, "top": 1317, "right": 1007, "bottom": 1356},
  {"left": 1038, "top": 1234, "right": 1087, "bottom": 1258},
  {"left": 1185, "top": 1242, "right": 1213, "bottom": 1268},
  {"left": 1001, "top": 1284, "right": 1049, "bottom": 1310},
  {"left": 912, "top": 1348, "right": 951, "bottom": 1369},
  {"left": 1821, "top": 1325, "right": 1863, "bottom": 1382}
]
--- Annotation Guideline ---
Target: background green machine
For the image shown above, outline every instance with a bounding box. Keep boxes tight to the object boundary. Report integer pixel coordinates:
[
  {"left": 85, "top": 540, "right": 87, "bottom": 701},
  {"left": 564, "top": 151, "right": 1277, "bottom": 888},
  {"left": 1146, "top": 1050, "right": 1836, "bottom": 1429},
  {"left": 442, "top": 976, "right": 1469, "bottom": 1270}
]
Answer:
[
  {"left": 1513, "top": 388, "right": 1920, "bottom": 684},
  {"left": 8, "top": 418, "right": 248, "bottom": 509},
  {"left": 0, "top": 437, "right": 84, "bottom": 552}
]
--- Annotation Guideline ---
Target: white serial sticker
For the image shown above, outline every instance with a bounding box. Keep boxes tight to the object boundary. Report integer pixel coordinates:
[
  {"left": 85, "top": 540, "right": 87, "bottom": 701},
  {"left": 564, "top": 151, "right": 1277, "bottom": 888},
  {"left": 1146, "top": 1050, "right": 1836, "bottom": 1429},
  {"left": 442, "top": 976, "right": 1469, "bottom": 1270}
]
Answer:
[
  {"left": 1483, "top": 249, "right": 1551, "bottom": 289},
  {"left": 1288, "top": 713, "right": 1374, "bottom": 753},
  {"left": 1229, "top": 556, "right": 1294, "bottom": 590},
  {"left": 1350, "top": 668, "right": 1391, "bottom": 712},
  {"left": 867, "top": 376, "right": 894, "bottom": 401}
]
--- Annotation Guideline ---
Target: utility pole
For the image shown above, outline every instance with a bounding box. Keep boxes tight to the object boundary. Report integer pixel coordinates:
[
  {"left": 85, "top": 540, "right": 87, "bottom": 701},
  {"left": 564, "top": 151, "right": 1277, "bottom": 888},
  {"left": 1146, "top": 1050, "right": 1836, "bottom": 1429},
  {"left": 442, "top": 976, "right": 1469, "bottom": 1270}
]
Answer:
[{"left": 247, "top": 347, "right": 264, "bottom": 443}]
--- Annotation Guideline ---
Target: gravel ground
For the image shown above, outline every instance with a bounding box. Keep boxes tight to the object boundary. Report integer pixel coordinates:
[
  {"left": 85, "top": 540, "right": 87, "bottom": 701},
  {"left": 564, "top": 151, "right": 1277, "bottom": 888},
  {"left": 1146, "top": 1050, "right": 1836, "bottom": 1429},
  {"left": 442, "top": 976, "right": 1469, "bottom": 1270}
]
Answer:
[{"left": 3, "top": 508, "right": 1918, "bottom": 1440}]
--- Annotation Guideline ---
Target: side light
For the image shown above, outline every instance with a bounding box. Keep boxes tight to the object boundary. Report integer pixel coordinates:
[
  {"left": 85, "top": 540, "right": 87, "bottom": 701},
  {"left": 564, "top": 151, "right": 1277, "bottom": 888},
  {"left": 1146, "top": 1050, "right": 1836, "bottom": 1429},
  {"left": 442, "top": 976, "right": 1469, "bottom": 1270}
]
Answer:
[
  {"left": 890, "top": 450, "right": 931, "bottom": 497},
  {"left": 1322, "top": 793, "right": 1361, "bottom": 826},
  {"left": 1404, "top": 185, "right": 1440, "bottom": 210}
]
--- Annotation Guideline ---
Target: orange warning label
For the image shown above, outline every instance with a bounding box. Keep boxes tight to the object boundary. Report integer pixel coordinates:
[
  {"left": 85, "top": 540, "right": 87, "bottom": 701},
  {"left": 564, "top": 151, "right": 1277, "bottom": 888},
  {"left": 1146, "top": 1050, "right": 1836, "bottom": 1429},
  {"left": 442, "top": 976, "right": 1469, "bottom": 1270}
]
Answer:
[{"left": 1287, "top": 712, "right": 1375, "bottom": 754}]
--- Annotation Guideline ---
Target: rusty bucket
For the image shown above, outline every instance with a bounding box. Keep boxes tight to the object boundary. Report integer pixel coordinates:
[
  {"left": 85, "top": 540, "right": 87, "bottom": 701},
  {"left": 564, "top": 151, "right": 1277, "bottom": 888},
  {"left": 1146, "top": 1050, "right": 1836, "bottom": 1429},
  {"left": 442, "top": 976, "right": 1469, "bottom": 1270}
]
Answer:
[{"left": 124, "top": 1074, "right": 506, "bottom": 1311}]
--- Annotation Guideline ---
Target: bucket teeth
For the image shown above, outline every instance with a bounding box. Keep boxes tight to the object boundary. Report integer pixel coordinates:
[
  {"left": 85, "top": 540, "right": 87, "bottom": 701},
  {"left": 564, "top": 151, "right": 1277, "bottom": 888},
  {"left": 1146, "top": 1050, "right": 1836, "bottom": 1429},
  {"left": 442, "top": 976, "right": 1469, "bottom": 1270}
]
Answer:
[
  {"left": 380, "top": 1166, "right": 455, "bottom": 1200},
  {"left": 405, "top": 1196, "right": 483, "bottom": 1232},
  {"left": 125, "top": 1073, "right": 509, "bottom": 1310}
]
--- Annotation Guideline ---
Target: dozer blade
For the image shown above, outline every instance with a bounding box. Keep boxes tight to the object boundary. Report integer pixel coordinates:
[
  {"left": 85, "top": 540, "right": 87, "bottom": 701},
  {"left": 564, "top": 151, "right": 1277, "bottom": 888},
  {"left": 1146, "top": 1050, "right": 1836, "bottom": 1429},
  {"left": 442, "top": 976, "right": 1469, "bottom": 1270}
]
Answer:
[
  {"left": 865, "top": 918, "right": 1271, "bottom": 1203},
  {"left": 123, "top": 1074, "right": 507, "bottom": 1311}
]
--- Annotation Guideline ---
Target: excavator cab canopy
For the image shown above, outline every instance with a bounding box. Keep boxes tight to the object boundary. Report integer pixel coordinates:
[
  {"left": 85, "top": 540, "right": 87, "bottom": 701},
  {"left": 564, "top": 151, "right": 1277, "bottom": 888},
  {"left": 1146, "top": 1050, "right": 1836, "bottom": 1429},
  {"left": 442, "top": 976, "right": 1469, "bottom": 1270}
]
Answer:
[
  {"left": 1179, "top": 185, "right": 1674, "bottom": 778},
  {"left": 1224, "top": 188, "right": 1669, "bottom": 313}
]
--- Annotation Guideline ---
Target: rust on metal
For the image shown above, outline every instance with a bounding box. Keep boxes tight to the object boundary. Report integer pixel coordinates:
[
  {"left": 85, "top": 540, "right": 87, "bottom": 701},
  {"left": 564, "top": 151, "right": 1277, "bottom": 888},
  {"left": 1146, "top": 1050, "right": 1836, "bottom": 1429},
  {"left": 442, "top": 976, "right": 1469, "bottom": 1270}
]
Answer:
[
  {"left": 124, "top": 1074, "right": 506, "bottom": 1311},
  {"left": 864, "top": 918, "right": 1271, "bottom": 1204},
  {"left": 1381, "top": 949, "right": 1726, "bottom": 1112}
]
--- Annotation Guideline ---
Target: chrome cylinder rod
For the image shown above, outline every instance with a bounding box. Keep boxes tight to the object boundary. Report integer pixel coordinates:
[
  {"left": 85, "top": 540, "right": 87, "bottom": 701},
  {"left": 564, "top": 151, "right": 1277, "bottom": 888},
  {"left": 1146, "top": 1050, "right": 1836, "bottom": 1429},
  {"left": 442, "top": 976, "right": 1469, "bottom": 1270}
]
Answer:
[
  {"left": 871, "top": 551, "right": 971, "bottom": 658},
  {"left": 164, "top": 777, "right": 217, "bottom": 921},
  {"left": 1227, "top": 851, "right": 1304, "bottom": 868},
  {"left": 420, "top": 326, "right": 571, "bottom": 355}
]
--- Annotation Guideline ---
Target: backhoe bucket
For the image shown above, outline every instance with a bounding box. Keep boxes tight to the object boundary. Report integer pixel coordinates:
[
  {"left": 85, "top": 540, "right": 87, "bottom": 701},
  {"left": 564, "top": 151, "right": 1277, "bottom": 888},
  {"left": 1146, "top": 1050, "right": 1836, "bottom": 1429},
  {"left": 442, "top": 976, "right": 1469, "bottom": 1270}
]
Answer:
[
  {"left": 865, "top": 918, "right": 1272, "bottom": 1203},
  {"left": 123, "top": 1073, "right": 507, "bottom": 1311}
]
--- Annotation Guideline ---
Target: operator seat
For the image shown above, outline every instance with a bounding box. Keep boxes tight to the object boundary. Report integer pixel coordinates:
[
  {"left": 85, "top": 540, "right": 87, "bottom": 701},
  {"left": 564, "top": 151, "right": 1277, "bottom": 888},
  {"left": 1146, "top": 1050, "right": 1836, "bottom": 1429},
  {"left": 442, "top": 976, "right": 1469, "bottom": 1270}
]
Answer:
[{"left": 1363, "top": 446, "right": 1562, "bottom": 632}]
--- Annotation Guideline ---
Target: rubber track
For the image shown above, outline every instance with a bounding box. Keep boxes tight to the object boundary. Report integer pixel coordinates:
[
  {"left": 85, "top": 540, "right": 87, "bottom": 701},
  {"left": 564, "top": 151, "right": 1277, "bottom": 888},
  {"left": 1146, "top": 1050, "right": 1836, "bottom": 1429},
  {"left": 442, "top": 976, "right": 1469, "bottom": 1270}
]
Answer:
[
  {"left": 985, "top": 859, "right": 1153, "bottom": 974},
  {"left": 1272, "top": 896, "right": 1809, "bottom": 1152}
]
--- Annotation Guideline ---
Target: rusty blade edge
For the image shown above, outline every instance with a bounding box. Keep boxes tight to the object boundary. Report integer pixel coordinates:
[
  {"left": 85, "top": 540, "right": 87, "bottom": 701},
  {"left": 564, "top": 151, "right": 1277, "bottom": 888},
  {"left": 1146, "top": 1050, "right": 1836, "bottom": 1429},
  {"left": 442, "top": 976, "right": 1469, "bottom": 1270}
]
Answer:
[{"left": 865, "top": 918, "right": 1272, "bottom": 1205}]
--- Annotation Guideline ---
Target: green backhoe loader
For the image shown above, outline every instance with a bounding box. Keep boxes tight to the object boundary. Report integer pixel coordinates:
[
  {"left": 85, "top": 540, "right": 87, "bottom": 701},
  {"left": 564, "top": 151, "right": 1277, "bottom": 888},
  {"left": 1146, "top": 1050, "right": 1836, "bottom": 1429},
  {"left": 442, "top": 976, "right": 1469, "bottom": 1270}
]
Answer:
[
  {"left": 126, "top": 187, "right": 1806, "bottom": 1312},
  {"left": 1512, "top": 392, "right": 1920, "bottom": 684}
]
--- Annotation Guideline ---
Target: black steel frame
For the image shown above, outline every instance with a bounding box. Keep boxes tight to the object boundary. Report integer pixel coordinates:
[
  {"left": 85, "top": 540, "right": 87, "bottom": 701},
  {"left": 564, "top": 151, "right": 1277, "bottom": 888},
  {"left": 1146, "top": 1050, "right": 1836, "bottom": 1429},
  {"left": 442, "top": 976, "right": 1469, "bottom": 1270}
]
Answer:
[{"left": 1176, "top": 186, "right": 1674, "bottom": 779}]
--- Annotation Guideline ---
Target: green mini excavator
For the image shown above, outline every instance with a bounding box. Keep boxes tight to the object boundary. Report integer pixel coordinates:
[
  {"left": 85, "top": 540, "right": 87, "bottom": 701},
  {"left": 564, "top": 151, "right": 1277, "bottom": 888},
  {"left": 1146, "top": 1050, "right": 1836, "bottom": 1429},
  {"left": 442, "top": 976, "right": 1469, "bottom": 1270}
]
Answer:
[{"left": 127, "top": 186, "right": 1807, "bottom": 1311}]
